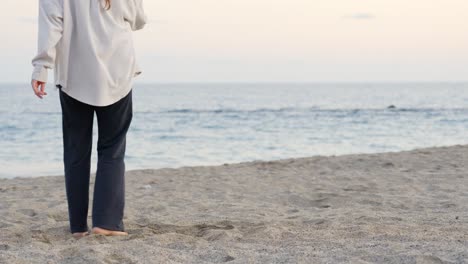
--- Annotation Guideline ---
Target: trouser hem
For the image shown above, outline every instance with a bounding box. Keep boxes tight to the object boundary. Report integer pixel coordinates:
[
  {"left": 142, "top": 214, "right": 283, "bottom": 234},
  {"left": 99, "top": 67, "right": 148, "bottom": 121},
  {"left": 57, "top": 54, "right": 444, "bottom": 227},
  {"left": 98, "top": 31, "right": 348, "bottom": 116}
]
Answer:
[
  {"left": 92, "top": 218, "right": 125, "bottom": 232},
  {"left": 70, "top": 226, "right": 89, "bottom": 234}
]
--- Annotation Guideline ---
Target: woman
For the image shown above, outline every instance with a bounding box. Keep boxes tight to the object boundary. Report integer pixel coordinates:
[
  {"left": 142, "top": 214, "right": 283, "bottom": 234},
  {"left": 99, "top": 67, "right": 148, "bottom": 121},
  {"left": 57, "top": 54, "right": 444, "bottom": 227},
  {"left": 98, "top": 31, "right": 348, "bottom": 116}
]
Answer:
[{"left": 30, "top": 0, "right": 147, "bottom": 238}]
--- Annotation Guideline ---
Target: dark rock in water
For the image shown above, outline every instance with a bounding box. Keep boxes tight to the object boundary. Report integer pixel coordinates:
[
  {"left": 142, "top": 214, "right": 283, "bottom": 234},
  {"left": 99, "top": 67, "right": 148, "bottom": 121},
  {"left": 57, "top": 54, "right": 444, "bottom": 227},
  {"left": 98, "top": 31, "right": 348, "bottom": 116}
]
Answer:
[{"left": 387, "top": 105, "right": 396, "bottom": 109}]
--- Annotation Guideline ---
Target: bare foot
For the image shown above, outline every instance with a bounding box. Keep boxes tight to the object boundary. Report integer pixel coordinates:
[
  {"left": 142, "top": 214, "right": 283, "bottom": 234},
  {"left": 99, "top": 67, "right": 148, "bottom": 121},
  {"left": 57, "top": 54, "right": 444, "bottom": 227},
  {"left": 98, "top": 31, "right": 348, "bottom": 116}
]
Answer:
[
  {"left": 91, "top": 227, "right": 128, "bottom": 236},
  {"left": 72, "top": 231, "right": 90, "bottom": 239}
]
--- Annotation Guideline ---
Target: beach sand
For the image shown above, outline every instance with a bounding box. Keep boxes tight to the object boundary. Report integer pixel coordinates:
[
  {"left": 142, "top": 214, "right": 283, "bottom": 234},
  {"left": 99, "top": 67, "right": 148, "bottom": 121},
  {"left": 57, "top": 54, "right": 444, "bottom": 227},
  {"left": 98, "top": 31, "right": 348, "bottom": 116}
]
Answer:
[{"left": 0, "top": 145, "right": 467, "bottom": 263}]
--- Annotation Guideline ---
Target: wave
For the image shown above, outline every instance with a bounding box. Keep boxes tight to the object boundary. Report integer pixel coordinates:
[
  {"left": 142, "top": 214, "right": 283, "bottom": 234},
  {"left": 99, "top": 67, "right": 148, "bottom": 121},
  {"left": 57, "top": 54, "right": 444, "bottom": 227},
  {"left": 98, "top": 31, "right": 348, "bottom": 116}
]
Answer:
[
  {"left": 156, "top": 107, "right": 468, "bottom": 115},
  {"left": 3, "top": 107, "right": 468, "bottom": 116}
]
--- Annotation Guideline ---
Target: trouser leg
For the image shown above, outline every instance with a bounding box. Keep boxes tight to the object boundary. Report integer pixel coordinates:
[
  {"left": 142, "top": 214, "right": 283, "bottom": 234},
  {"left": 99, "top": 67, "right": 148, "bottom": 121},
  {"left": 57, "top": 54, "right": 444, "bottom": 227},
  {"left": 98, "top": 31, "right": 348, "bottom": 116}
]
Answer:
[
  {"left": 92, "top": 89, "right": 133, "bottom": 232},
  {"left": 59, "top": 89, "right": 94, "bottom": 233}
]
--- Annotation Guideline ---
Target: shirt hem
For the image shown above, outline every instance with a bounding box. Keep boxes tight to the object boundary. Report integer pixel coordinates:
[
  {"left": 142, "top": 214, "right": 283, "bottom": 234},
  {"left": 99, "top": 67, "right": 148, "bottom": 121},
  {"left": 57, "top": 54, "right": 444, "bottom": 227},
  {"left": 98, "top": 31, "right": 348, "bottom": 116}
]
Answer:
[{"left": 58, "top": 82, "right": 133, "bottom": 107}]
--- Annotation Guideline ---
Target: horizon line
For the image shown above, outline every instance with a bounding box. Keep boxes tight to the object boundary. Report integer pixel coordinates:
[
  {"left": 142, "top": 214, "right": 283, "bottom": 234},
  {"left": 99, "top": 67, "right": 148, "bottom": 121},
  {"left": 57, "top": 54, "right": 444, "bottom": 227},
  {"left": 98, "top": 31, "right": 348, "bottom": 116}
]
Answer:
[{"left": 2, "top": 80, "right": 468, "bottom": 85}]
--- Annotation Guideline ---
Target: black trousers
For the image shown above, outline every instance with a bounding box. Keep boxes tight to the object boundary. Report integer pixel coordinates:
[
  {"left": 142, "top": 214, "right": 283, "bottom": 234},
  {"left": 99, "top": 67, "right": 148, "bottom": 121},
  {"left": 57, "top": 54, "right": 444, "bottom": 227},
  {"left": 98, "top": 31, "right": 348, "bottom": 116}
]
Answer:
[{"left": 58, "top": 86, "right": 133, "bottom": 233}]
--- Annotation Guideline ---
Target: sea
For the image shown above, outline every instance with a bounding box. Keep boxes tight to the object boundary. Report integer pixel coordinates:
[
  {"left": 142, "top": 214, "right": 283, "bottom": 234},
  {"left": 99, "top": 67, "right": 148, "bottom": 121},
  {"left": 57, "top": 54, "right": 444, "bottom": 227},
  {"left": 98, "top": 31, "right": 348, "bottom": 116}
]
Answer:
[{"left": 1, "top": 82, "right": 468, "bottom": 179}]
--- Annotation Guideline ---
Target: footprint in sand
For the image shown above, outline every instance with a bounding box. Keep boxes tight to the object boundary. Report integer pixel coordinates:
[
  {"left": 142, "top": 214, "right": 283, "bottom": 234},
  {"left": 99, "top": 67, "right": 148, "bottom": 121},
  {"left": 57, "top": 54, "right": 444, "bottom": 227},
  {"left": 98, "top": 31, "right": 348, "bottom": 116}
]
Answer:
[
  {"left": 0, "top": 244, "right": 10, "bottom": 250},
  {"left": 132, "top": 220, "right": 241, "bottom": 242},
  {"left": 31, "top": 229, "right": 53, "bottom": 245},
  {"left": 48, "top": 211, "right": 68, "bottom": 222},
  {"left": 302, "top": 218, "right": 327, "bottom": 225},
  {"left": 287, "top": 193, "right": 337, "bottom": 209},
  {"left": 198, "top": 250, "right": 236, "bottom": 263},
  {"left": 16, "top": 209, "right": 37, "bottom": 217},
  {"left": 0, "top": 221, "right": 13, "bottom": 229}
]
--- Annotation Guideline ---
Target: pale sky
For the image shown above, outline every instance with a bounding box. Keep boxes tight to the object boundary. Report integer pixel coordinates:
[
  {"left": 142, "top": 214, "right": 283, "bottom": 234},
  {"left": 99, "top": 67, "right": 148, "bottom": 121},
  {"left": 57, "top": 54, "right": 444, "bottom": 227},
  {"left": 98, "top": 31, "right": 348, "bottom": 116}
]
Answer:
[{"left": 1, "top": 0, "right": 467, "bottom": 83}]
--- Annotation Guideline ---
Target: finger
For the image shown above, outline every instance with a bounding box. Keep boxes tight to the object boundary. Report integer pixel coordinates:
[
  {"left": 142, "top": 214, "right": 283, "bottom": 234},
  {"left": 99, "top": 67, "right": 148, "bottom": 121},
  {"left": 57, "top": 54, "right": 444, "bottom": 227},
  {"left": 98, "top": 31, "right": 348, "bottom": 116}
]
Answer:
[
  {"left": 39, "top": 82, "right": 47, "bottom": 95},
  {"left": 32, "top": 81, "right": 41, "bottom": 96},
  {"left": 31, "top": 80, "right": 38, "bottom": 92},
  {"left": 32, "top": 81, "right": 43, "bottom": 99}
]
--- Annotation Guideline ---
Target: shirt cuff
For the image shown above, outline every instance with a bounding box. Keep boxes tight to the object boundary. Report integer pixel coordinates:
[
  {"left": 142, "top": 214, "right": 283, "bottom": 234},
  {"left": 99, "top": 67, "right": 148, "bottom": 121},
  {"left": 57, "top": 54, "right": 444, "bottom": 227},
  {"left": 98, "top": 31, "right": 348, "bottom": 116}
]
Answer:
[{"left": 31, "top": 66, "right": 48, "bottom": 82}]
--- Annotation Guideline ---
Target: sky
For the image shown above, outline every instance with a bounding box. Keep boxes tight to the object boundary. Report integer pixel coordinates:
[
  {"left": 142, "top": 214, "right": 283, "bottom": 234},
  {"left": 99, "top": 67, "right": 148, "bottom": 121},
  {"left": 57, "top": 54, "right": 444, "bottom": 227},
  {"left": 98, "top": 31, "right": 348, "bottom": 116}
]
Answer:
[{"left": 0, "top": 0, "right": 467, "bottom": 83}]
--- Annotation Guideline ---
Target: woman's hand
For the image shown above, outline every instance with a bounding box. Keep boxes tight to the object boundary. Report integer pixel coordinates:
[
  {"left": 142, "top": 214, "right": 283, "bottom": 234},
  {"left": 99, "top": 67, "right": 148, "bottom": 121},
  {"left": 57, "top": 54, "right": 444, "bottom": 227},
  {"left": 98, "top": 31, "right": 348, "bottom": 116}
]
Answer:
[{"left": 31, "top": 79, "right": 47, "bottom": 99}]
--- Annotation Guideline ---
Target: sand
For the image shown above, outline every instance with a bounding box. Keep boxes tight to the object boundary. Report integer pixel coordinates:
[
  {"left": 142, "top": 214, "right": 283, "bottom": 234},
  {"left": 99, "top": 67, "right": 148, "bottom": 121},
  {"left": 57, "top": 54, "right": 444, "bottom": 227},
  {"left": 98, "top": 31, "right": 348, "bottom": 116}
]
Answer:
[{"left": 0, "top": 145, "right": 467, "bottom": 263}]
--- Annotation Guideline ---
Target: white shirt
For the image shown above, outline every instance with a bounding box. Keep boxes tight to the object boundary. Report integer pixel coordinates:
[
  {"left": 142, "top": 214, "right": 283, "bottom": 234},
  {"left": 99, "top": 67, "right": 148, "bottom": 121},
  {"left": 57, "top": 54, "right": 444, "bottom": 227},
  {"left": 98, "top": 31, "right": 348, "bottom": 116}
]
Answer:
[{"left": 31, "top": 0, "right": 147, "bottom": 106}]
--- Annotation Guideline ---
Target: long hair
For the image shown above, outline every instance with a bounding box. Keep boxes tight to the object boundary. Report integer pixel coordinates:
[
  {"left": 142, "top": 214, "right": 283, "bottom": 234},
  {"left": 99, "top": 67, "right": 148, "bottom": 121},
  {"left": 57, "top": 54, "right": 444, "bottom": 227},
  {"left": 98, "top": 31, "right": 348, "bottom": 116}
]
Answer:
[{"left": 104, "top": 0, "right": 111, "bottom": 10}]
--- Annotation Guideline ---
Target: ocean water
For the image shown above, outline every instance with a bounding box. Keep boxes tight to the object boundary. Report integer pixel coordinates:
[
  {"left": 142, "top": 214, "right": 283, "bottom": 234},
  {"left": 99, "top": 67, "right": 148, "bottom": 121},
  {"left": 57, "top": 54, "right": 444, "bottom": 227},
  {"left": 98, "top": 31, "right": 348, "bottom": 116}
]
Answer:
[{"left": 1, "top": 82, "right": 468, "bottom": 179}]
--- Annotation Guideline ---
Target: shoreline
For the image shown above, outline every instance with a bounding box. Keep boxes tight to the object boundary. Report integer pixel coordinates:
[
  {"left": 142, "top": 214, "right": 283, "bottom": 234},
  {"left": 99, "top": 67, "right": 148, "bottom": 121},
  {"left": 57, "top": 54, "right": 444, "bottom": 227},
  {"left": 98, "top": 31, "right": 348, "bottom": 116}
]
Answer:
[
  {"left": 5, "top": 143, "right": 468, "bottom": 181},
  {"left": 1, "top": 144, "right": 467, "bottom": 263}
]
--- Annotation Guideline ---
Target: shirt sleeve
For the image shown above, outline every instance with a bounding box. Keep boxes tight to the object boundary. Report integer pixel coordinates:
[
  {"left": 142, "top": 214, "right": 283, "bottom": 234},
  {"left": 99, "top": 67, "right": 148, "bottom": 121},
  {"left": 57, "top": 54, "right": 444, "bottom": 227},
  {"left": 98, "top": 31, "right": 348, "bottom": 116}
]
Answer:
[
  {"left": 31, "top": 0, "right": 64, "bottom": 82},
  {"left": 124, "top": 0, "right": 147, "bottom": 31}
]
